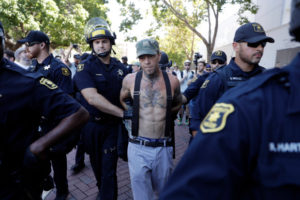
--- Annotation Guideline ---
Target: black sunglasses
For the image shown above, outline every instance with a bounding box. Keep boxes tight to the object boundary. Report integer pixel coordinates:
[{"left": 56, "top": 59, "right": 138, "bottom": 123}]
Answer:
[
  {"left": 25, "top": 42, "right": 41, "bottom": 47},
  {"left": 239, "top": 41, "right": 266, "bottom": 48},
  {"left": 212, "top": 59, "right": 225, "bottom": 65}
]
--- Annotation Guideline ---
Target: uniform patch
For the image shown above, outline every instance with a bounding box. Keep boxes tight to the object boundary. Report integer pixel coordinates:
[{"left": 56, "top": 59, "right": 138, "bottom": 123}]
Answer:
[
  {"left": 201, "top": 80, "right": 210, "bottom": 88},
  {"left": 252, "top": 23, "right": 264, "bottom": 33},
  {"left": 44, "top": 65, "right": 50, "bottom": 70},
  {"left": 40, "top": 78, "right": 58, "bottom": 90},
  {"left": 77, "top": 64, "right": 84, "bottom": 72},
  {"left": 61, "top": 67, "right": 70, "bottom": 76},
  {"left": 200, "top": 103, "right": 234, "bottom": 133},
  {"left": 117, "top": 69, "right": 124, "bottom": 76}
]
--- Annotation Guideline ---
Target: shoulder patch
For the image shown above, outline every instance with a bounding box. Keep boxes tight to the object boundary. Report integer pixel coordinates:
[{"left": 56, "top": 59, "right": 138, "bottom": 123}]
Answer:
[
  {"left": 117, "top": 69, "right": 124, "bottom": 76},
  {"left": 200, "top": 103, "right": 234, "bottom": 133},
  {"left": 40, "top": 77, "right": 58, "bottom": 90},
  {"left": 61, "top": 67, "right": 70, "bottom": 76},
  {"left": 201, "top": 79, "right": 210, "bottom": 88},
  {"left": 77, "top": 64, "right": 84, "bottom": 72}
]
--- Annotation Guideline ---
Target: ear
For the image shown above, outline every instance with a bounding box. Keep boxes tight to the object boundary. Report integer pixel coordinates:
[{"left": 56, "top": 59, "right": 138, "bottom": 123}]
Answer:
[
  {"left": 40, "top": 42, "right": 45, "bottom": 49},
  {"left": 232, "top": 42, "right": 239, "bottom": 52}
]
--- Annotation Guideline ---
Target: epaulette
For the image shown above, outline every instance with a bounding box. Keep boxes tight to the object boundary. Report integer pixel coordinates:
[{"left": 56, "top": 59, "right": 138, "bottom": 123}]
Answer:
[{"left": 224, "top": 67, "right": 288, "bottom": 98}]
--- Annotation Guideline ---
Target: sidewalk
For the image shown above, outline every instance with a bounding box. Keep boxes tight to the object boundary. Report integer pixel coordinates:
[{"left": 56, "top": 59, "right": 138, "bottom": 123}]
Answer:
[{"left": 45, "top": 123, "right": 190, "bottom": 200}]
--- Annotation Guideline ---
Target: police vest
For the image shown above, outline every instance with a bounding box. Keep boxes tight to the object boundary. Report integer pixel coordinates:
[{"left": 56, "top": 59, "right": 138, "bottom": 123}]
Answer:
[{"left": 215, "top": 65, "right": 250, "bottom": 92}]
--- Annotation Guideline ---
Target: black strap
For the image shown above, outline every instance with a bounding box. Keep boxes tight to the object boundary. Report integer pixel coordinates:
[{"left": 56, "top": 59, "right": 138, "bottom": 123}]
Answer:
[
  {"left": 131, "top": 70, "right": 173, "bottom": 137},
  {"left": 132, "top": 71, "right": 143, "bottom": 136},
  {"left": 162, "top": 70, "right": 172, "bottom": 137}
]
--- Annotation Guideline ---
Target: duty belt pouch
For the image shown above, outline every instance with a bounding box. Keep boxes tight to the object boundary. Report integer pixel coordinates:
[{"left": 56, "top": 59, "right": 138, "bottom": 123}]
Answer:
[{"left": 131, "top": 71, "right": 174, "bottom": 155}]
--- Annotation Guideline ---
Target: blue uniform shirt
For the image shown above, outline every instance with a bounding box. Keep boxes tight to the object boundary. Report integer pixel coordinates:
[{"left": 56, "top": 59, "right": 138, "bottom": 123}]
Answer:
[
  {"left": 33, "top": 53, "right": 73, "bottom": 94},
  {"left": 0, "top": 58, "right": 81, "bottom": 169},
  {"left": 74, "top": 55, "right": 128, "bottom": 120},
  {"left": 192, "top": 58, "right": 264, "bottom": 130},
  {"left": 160, "top": 53, "right": 300, "bottom": 200}
]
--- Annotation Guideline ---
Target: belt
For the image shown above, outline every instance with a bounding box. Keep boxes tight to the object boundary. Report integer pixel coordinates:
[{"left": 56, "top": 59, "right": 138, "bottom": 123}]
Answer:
[{"left": 129, "top": 138, "right": 172, "bottom": 147}]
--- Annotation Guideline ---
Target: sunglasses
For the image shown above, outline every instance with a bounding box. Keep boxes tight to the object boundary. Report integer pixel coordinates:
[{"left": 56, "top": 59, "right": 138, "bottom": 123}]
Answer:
[
  {"left": 212, "top": 59, "right": 225, "bottom": 65},
  {"left": 239, "top": 41, "right": 266, "bottom": 48},
  {"left": 25, "top": 42, "right": 41, "bottom": 47}
]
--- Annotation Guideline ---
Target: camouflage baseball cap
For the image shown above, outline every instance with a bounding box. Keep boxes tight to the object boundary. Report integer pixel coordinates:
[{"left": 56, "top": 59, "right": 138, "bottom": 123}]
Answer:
[{"left": 136, "top": 38, "right": 159, "bottom": 58}]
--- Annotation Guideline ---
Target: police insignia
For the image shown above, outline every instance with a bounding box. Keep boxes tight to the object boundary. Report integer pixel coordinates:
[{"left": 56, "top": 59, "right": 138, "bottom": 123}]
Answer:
[
  {"left": 252, "top": 23, "right": 264, "bottom": 33},
  {"left": 201, "top": 80, "right": 210, "bottom": 88},
  {"left": 117, "top": 69, "right": 124, "bottom": 76},
  {"left": 200, "top": 103, "right": 234, "bottom": 133},
  {"left": 44, "top": 65, "right": 50, "bottom": 70},
  {"left": 215, "top": 51, "right": 223, "bottom": 56},
  {"left": 40, "top": 78, "right": 58, "bottom": 90},
  {"left": 77, "top": 64, "right": 84, "bottom": 72},
  {"left": 61, "top": 67, "right": 70, "bottom": 76}
]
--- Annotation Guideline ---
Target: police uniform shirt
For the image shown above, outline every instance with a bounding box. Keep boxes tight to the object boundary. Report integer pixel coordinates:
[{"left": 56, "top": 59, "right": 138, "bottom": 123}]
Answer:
[
  {"left": 192, "top": 58, "right": 264, "bottom": 130},
  {"left": 74, "top": 55, "right": 128, "bottom": 119},
  {"left": 160, "top": 53, "right": 300, "bottom": 200},
  {"left": 33, "top": 53, "right": 73, "bottom": 94},
  {"left": 0, "top": 59, "right": 81, "bottom": 165},
  {"left": 183, "top": 72, "right": 210, "bottom": 102}
]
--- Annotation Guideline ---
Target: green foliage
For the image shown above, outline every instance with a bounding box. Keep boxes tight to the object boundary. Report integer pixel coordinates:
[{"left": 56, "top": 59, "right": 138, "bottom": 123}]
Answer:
[{"left": 0, "top": 0, "right": 108, "bottom": 49}]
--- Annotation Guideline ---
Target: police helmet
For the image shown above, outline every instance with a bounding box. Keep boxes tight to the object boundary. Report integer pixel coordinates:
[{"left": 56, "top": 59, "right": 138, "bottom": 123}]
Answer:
[
  {"left": 84, "top": 17, "right": 116, "bottom": 45},
  {"left": 290, "top": 0, "right": 300, "bottom": 42}
]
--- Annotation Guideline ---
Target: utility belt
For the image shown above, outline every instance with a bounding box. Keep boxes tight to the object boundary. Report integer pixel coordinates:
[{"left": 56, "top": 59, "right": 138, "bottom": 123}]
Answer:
[
  {"left": 89, "top": 115, "right": 121, "bottom": 124},
  {"left": 129, "top": 137, "right": 173, "bottom": 147}
]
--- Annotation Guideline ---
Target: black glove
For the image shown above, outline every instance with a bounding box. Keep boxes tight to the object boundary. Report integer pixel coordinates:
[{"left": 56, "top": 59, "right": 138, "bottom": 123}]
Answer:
[{"left": 123, "top": 98, "right": 133, "bottom": 119}]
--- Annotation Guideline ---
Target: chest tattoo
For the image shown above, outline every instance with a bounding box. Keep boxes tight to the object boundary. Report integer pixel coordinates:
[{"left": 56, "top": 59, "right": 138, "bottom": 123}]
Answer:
[{"left": 141, "top": 78, "right": 166, "bottom": 108}]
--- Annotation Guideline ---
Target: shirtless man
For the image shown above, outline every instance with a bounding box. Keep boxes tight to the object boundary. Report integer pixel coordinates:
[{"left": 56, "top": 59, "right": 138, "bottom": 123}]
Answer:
[{"left": 120, "top": 38, "right": 182, "bottom": 200}]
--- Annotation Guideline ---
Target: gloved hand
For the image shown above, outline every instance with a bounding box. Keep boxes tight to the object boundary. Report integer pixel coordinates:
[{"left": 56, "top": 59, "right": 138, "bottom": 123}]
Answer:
[{"left": 123, "top": 98, "right": 133, "bottom": 119}]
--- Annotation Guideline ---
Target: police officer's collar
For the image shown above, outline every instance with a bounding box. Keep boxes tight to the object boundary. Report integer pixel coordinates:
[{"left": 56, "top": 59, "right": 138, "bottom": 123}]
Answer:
[
  {"left": 33, "top": 54, "right": 53, "bottom": 69},
  {"left": 230, "top": 57, "right": 264, "bottom": 77}
]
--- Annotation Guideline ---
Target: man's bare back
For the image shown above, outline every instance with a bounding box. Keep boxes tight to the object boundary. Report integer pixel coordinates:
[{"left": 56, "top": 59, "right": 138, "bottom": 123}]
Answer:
[{"left": 120, "top": 70, "right": 181, "bottom": 139}]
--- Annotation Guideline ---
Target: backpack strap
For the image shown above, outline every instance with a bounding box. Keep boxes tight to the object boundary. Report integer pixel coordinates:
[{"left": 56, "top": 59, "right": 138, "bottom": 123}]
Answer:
[
  {"left": 131, "top": 71, "right": 143, "bottom": 136},
  {"left": 162, "top": 70, "right": 173, "bottom": 137}
]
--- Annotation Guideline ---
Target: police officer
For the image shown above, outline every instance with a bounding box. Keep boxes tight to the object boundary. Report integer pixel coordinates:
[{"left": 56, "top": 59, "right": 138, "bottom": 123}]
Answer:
[
  {"left": 160, "top": 1, "right": 300, "bottom": 199},
  {"left": 74, "top": 17, "right": 128, "bottom": 200},
  {"left": 183, "top": 51, "right": 227, "bottom": 138},
  {"left": 210, "top": 50, "right": 227, "bottom": 71},
  {"left": 18, "top": 30, "right": 74, "bottom": 200},
  {"left": 192, "top": 22, "right": 274, "bottom": 134},
  {"left": 0, "top": 21, "right": 89, "bottom": 200}
]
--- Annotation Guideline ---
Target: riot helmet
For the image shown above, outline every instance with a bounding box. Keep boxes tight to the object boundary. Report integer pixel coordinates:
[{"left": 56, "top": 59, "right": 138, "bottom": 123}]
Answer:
[
  {"left": 84, "top": 17, "right": 116, "bottom": 57},
  {"left": 0, "top": 22, "right": 5, "bottom": 62},
  {"left": 290, "top": 0, "right": 300, "bottom": 41}
]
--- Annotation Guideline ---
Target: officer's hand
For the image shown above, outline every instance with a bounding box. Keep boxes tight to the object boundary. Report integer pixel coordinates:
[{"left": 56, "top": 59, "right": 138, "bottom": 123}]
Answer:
[{"left": 123, "top": 98, "right": 133, "bottom": 119}]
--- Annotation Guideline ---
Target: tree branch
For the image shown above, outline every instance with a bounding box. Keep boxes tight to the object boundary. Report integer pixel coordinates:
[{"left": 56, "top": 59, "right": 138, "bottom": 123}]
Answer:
[{"left": 162, "top": 0, "right": 209, "bottom": 46}]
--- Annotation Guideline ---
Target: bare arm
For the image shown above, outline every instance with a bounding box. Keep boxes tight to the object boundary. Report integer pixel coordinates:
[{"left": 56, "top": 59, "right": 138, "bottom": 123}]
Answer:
[
  {"left": 170, "top": 74, "right": 182, "bottom": 114},
  {"left": 30, "top": 106, "right": 89, "bottom": 158},
  {"left": 120, "top": 74, "right": 133, "bottom": 110},
  {"left": 81, "top": 87, "right": 124, "bottom": 118}
]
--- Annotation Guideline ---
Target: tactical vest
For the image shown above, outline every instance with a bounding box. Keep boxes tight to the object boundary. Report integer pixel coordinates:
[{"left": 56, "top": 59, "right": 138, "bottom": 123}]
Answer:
[
  {"left": 215, "top": 66, "right": 250, "bottom": 92},
  {"left": 131, "top": 70, "right": 173, "bottom": 137}
]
